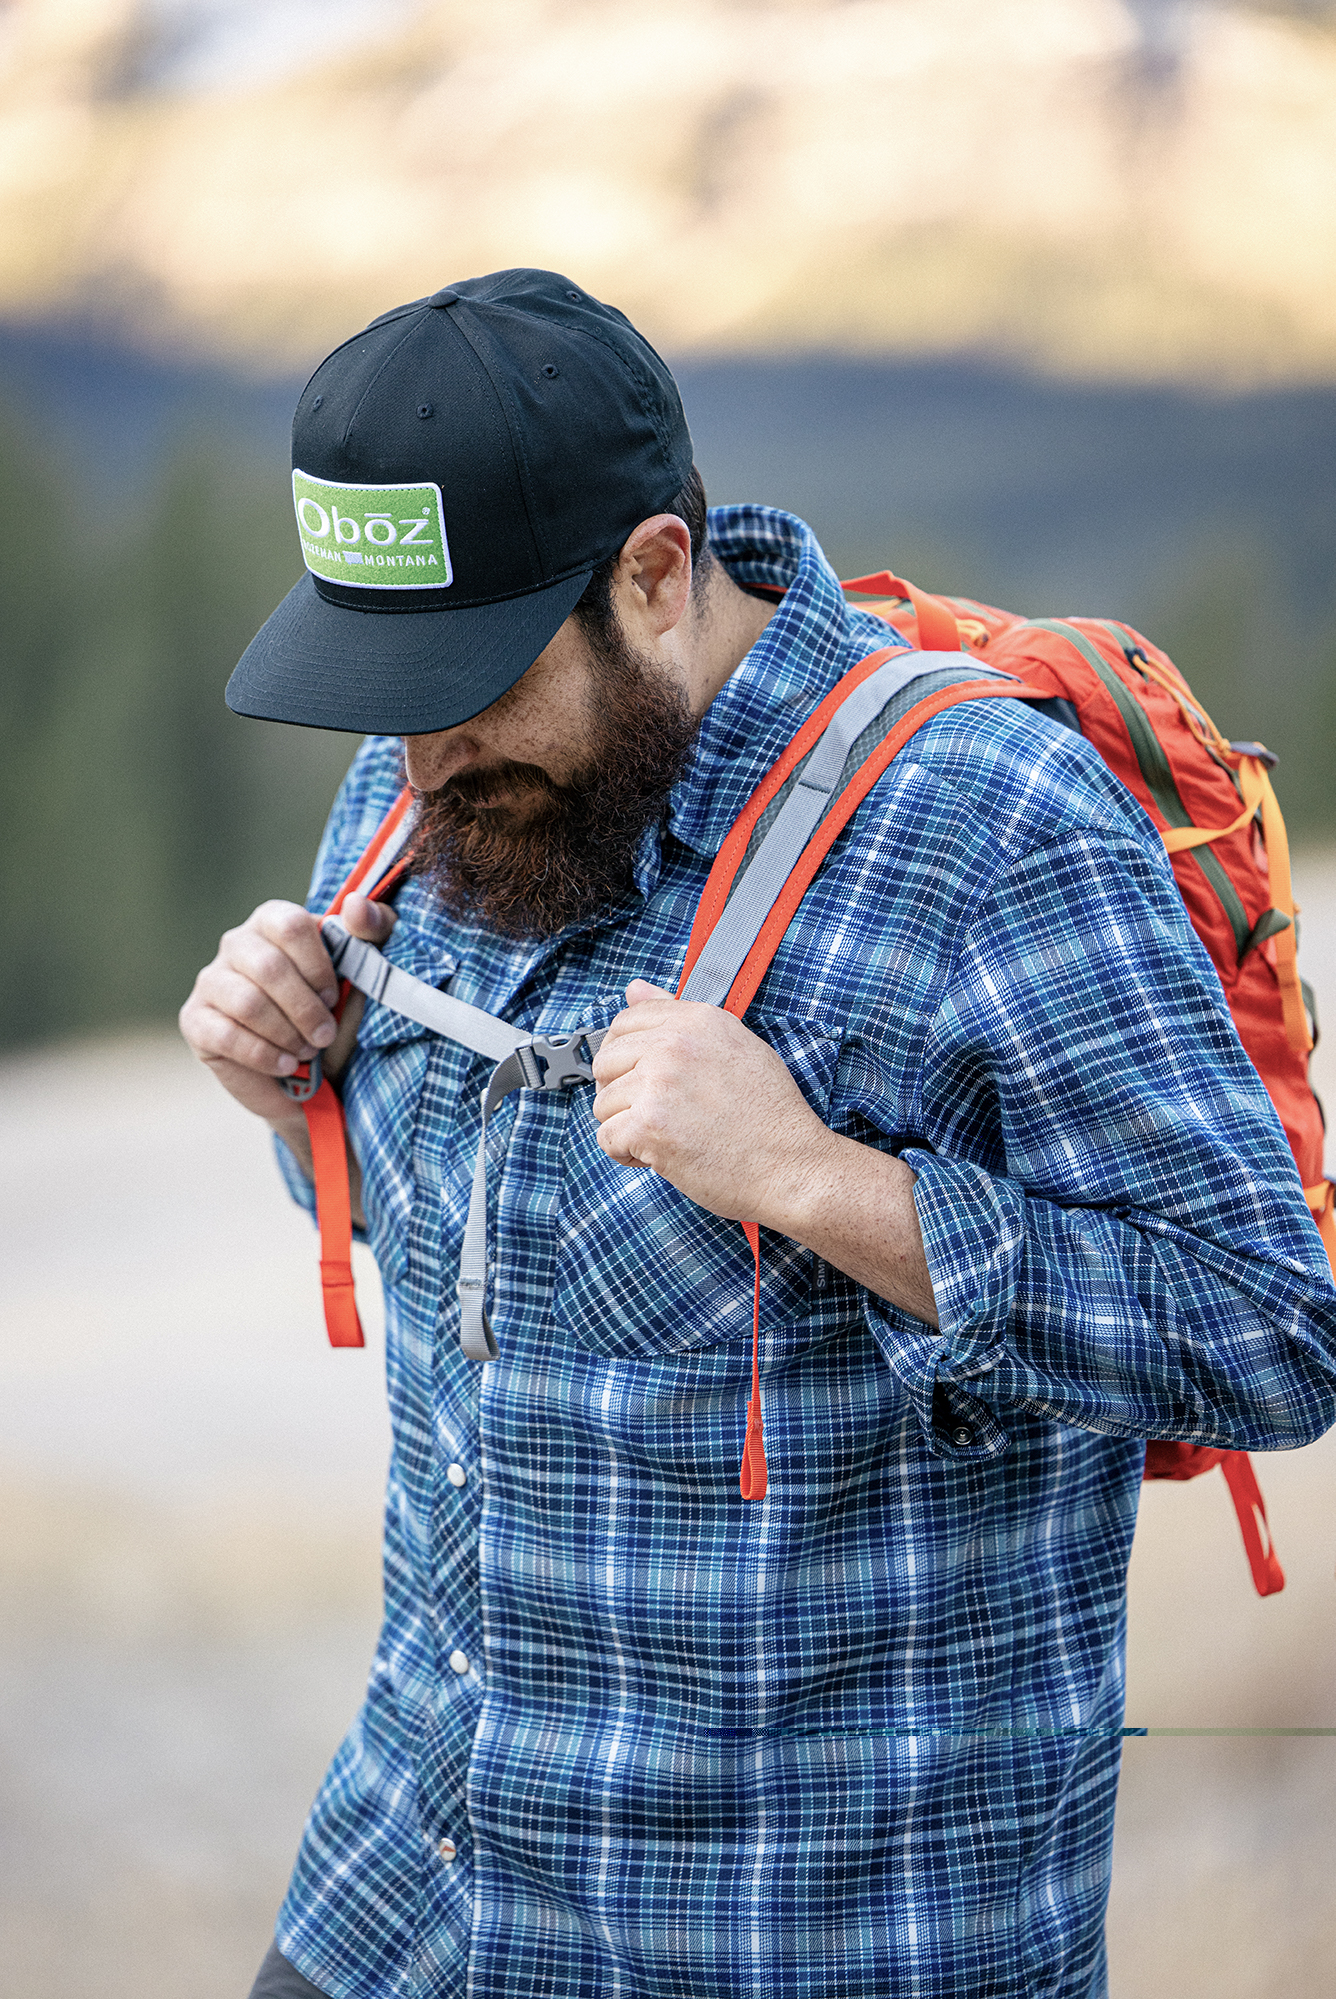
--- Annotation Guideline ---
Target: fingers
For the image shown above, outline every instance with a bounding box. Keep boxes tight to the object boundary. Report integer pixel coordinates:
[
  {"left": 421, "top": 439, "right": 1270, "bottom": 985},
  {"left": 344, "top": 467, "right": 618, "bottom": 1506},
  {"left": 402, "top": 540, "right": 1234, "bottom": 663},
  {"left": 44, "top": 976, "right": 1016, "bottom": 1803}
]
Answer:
[
  {"left": 342, "top": 892, "right": 398, "bottom": 943},
  {"left": 247, "top": 899, "right": 339, "bottom": 1004},
  {"left": 218, "top": 912, "right": 339, "bottom": 1050},
  {"left": 182, "top": 901, "right": 339, "bottom": 1092},
  {"left": 185, "top": 996, "right": 309, "bottom": 1079}
]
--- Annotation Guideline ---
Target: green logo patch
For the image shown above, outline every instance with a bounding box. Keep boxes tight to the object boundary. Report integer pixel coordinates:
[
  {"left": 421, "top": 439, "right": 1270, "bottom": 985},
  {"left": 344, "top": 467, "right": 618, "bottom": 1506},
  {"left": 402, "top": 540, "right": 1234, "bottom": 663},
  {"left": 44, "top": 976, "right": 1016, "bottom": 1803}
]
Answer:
[{"left": 292, "top": 470, "right": 453, "bottom": 589}]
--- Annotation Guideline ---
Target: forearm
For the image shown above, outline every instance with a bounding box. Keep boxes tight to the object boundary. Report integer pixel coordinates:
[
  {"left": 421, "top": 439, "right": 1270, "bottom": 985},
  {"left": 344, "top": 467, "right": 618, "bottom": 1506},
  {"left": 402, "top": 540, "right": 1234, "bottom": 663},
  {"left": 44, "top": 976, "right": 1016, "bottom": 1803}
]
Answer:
[
  {"left": 871, "top": 1150, "right": 1336, "bottom": 1454},
  {"left": 759, "top": 1128, "right": 939, "bottom": 1328}
]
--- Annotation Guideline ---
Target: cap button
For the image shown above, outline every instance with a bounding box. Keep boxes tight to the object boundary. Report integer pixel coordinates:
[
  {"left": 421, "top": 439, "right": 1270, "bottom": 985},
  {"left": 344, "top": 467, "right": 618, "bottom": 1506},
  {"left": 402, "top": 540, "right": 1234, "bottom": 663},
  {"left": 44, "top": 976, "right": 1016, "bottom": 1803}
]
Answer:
[{"left": 428, "top": 288, "right": 460, "bottom": 308}]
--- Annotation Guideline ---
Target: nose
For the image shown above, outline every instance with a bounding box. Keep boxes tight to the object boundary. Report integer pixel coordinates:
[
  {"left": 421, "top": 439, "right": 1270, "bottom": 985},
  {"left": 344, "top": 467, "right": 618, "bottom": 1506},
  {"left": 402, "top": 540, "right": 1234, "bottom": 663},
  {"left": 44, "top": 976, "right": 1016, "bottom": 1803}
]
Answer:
[{"left": 403, "top": 728, "right": 479, "bottom": 791}]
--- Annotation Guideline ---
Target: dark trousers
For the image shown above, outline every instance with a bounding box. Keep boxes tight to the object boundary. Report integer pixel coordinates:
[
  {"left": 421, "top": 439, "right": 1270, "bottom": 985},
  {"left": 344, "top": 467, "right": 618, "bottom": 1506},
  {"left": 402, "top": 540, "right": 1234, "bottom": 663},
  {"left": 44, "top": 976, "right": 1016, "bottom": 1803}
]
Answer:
[{"left": 248, "top": 1940, "right": 331, "bottom": 1998}]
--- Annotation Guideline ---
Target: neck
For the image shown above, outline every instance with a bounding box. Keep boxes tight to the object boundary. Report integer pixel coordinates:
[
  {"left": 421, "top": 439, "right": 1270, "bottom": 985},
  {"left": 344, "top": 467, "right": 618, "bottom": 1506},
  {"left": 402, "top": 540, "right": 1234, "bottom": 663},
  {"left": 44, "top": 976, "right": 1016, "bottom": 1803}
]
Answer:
[{"left": 684, "top": 561, "right": 777, "bottom": 718}]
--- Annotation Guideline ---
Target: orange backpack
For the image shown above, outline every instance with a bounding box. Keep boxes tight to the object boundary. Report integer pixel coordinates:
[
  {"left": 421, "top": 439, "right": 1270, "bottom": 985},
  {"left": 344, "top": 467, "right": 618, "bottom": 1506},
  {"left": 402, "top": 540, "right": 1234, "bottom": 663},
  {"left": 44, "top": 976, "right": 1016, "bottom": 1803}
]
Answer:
[
  {"left": 291, "top": 576, "right": 1332, "bottom": 1597},
  {"left": 840, "top": 570, "right": 1336, "bottom": 1593}
]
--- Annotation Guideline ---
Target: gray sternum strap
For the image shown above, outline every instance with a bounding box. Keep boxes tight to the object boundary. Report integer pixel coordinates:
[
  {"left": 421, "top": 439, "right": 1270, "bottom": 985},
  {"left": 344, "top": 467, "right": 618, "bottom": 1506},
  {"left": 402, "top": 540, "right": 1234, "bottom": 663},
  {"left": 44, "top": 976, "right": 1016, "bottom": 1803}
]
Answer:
[
  {"left": 322, "top": 916, "right": 605, "bottom": 1362},
  {"left": 680, "top": 652, "right": 1012, "bottom": 1007}
]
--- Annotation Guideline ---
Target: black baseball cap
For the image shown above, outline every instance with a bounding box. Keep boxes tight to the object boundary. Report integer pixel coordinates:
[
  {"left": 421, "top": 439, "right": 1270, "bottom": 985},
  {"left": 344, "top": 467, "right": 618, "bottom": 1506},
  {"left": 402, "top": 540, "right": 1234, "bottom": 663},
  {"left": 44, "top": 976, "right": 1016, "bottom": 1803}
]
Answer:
[{"left": 226, "top": 269, "right": 694, "bottom": 735}]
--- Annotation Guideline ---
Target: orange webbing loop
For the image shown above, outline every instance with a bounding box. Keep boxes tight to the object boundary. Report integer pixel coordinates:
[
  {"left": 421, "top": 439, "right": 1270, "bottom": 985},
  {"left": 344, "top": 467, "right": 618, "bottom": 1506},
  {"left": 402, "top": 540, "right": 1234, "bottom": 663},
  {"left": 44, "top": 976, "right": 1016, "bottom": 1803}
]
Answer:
[
  {"left": 842, "top": 571, "right": 962, "bottom": 654},
  {"left": 1218, "top": 1451, "right": 1286, "bottom": 1596},
  {"left": 1256, "top": 767, "right": 1312, "bottom": 1056},
  {"left": 306, "top": 1079, "right": 366, "bottom": 1347},
  {"left": 298, "top": 786, "right": 416, "bottom": 1347},
  {"left": 1304, "top": 1181, "right": 1336, "bottom": 1281},
  {"left": 1160, "top": 755, "right": 1266, "bottom": 854}
]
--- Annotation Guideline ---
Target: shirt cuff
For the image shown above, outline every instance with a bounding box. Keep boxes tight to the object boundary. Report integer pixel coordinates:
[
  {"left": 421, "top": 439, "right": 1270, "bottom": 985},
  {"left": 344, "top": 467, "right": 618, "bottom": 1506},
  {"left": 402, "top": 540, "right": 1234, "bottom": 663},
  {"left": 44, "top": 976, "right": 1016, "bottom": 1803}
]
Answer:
[{"left": 860, "top": 1148, "right": 1025, "bottom": 1460}]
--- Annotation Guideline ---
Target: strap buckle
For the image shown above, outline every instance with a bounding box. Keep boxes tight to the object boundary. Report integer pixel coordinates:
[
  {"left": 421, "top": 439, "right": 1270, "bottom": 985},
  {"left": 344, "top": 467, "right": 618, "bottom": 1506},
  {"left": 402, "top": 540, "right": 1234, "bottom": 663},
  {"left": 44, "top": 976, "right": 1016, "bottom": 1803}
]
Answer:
[
  {"left": 281, "top": 1052, "right": 323, "bottom": 1103},
  {"left": 519, "top": 1031, "right": 600, "bottom": 1091}
]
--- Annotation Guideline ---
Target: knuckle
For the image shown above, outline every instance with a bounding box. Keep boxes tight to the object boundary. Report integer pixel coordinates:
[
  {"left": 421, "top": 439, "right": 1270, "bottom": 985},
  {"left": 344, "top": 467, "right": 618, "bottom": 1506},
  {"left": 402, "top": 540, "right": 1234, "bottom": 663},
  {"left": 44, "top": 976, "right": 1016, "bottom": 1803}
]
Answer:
[{"left": 272, "top": 904, "right": 312, "bottom": 945}]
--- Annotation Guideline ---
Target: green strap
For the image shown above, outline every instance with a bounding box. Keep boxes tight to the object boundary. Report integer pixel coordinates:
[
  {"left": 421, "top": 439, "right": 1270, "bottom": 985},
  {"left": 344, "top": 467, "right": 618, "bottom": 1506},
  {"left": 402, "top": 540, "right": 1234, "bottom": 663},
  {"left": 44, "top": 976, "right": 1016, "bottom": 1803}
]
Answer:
[{"left": 1021, "top": 620, "right": 1253, "bottom": 964}]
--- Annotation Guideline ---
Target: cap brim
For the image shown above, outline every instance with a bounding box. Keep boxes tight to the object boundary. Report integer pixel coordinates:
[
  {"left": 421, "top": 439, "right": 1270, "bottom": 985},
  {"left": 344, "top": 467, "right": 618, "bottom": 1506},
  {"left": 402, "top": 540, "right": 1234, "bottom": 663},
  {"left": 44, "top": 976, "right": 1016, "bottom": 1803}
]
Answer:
[{"left": 225, "top": 568, "right": 593, "bottom": 734}]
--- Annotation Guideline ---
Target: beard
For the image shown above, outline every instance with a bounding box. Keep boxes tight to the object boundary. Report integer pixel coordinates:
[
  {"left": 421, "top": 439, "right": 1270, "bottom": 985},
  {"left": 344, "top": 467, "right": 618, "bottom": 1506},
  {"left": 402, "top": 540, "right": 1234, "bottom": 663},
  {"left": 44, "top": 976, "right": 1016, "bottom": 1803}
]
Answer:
[{"left": 413, "top": 625, "right": 700, "bottom": 939}]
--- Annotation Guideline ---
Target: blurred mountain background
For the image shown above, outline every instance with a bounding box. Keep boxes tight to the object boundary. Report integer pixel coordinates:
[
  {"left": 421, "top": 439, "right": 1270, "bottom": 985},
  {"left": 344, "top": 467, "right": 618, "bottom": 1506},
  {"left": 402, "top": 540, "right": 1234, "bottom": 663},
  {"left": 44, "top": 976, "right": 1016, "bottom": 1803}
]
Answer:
[
  {"left": 1, "top": 0, "right": 1335, "bottom": 1041},
  {"left": 2, "top": 7, "right": 1336, "bottom": 1997}
]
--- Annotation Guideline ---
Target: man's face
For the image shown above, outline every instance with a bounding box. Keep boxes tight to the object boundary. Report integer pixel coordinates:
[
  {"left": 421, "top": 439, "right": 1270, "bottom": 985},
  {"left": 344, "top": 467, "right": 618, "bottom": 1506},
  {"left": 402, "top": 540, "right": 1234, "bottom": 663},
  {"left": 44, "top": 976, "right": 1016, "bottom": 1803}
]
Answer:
[{"left": 405, "top": 606, "right": 699, "bottom": 938}]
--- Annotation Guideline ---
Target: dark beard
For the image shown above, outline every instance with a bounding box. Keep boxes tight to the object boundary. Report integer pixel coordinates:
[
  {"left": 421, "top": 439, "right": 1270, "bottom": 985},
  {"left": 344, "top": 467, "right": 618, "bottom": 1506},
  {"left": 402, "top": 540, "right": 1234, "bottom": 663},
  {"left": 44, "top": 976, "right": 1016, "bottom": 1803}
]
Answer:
[{"left": 414, "top": 633, "right": 700, "bottom": 939}]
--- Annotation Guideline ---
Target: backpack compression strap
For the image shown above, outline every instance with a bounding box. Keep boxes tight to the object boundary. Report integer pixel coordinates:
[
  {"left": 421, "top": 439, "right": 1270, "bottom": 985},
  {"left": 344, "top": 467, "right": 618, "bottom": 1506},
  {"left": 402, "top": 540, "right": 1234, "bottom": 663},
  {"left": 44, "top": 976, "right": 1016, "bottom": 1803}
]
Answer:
[{"left": 282, "top": 786, "right": 417, "bottom": 1347}]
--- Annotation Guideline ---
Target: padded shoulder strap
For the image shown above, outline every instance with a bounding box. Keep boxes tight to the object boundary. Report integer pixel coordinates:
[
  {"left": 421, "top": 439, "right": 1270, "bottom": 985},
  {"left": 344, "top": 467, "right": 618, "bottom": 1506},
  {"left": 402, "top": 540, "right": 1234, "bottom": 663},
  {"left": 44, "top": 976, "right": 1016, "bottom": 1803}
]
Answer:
[
  {"left": 678, "top": 664, "right": 1037, "bottom": 1018},
  {"left": 681, "top": 651, "right": 1014, "bottom": 1007},
  {"left": 677, "top": 655, "right": 1040, "bottom": 1501}
]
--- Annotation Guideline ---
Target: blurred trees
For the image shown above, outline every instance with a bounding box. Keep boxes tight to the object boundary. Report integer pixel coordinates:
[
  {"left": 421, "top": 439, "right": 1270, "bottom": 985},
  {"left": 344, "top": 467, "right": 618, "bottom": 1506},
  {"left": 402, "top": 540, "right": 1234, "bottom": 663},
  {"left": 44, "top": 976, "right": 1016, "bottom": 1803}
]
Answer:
[
  {"left": 0, "top": 410, "right": 356, "bottom": 1046},
  {"left": 0, "top": 369, "right": 1332, "bottom": 1052}
]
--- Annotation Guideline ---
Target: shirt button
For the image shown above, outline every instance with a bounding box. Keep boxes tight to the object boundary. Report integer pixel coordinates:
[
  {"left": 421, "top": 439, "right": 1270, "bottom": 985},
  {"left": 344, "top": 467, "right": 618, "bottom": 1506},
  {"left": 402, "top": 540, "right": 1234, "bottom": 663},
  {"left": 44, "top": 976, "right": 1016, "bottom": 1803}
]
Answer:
[
  {"left": 449, "top": 1648, "right": 470, "bottom": 1674},
  {"left": 446, "top": 1463, "right": 467, "bottom": 1488},
  {"left": 952, "top": 1424, "right": 974, "bottom": 1446},
  {"left": 437, "top": 1837, "right": 457, "bottom": 1862}
]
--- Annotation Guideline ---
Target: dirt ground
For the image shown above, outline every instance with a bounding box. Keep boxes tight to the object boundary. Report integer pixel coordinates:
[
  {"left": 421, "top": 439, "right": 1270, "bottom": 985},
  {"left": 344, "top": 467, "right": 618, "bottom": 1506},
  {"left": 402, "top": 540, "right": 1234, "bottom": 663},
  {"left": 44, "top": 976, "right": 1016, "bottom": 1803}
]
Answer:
[{"left": 3, "top": 853, "right": 1335, "bottom": 1998}]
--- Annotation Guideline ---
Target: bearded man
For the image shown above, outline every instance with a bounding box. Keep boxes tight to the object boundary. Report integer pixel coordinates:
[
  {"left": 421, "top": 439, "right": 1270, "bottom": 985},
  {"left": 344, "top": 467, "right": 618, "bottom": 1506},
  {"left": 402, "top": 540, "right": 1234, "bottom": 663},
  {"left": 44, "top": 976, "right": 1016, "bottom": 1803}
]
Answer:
[{"left": 181, "top": 270, "right": 1336, "bottom": 1999}]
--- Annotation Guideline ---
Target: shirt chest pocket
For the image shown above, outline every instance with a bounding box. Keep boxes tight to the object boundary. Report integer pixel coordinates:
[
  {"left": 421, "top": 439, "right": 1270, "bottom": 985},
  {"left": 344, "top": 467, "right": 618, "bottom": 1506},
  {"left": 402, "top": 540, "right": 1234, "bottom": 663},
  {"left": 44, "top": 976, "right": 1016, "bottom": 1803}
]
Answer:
[{"left": 549, "top": 1010, "right": 843, "bottom": 1360}]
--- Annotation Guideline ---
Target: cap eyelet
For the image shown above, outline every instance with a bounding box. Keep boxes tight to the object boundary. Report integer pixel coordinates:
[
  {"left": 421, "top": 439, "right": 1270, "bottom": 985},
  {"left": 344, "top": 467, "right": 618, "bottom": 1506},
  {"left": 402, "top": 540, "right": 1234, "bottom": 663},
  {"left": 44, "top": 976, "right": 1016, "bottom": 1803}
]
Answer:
[
  {"left": 311, "top": 394, "right": 323, "bottom": 410},
  {"left": 542, "top": 365, "right": 558, "bottom": 378},
  {"left": 417, "top": 402, "right": 434, "bottom": 419},
  {"left": 566, "top": 290, "right": 581, "bottom": 301}
]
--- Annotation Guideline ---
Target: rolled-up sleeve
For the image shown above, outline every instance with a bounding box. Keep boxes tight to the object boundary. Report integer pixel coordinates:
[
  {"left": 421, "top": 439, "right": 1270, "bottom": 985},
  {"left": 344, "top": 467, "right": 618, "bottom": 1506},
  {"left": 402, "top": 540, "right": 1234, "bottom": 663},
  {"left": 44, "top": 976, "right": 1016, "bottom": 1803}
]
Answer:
[{"left": 861, "top": 828, "right": 1336, "bottom": 1458}]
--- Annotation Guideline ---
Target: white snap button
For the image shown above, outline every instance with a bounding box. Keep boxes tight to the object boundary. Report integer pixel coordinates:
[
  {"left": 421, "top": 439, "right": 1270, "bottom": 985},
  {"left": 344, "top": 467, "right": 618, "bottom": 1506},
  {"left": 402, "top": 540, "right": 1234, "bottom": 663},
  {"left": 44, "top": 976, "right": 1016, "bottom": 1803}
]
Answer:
[
  {"left": 447, "top": 1463, "right": 467, "bottom": 1488},
  {"left": 437, "top": 1837, "right": 457, "bottom": 1862},
  {"left": 449, "top": 1648, "right": 470, "bottom": 1674}
]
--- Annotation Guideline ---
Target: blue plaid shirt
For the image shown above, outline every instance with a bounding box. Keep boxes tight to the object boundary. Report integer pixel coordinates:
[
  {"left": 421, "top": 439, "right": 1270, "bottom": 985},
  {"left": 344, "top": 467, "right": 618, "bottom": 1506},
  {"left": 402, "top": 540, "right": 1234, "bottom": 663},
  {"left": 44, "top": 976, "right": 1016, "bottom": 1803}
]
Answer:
[{"left": 272, "top": 507, "right": 1336, "bottom": 1999}]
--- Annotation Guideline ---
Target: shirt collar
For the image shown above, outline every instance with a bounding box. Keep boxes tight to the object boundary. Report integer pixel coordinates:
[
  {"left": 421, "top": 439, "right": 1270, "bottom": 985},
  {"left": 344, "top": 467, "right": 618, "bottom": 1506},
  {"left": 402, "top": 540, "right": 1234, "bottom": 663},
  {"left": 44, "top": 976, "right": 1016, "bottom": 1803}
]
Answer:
[{"left": 663, "top": 505, "right": 910, "bottom": 863}]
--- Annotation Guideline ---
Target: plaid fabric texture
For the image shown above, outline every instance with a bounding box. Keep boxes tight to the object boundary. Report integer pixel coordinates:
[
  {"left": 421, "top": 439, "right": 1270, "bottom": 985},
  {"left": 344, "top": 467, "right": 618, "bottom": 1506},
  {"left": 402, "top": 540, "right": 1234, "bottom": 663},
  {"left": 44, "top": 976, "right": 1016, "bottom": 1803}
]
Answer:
[{"left": 271, "top": 508, "right": 1336, "bottom": 1999}]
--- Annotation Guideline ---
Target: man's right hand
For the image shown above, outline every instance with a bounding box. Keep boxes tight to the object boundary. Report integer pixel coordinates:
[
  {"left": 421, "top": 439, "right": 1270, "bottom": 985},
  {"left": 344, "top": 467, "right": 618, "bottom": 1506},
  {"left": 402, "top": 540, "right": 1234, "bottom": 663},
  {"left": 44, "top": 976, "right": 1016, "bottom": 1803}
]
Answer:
[{"left": 179, "top": 893, "right": 396, "bottom": 1124}]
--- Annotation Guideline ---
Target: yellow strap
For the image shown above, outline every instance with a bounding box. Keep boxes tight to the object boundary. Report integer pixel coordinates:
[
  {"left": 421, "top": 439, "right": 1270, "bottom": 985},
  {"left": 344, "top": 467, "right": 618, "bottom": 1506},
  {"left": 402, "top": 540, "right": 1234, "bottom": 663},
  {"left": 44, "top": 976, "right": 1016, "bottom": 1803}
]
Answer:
[
  {"left": 1257, "top": 767, "right": 1312, "bottom": 1054},
  {"left": 1303, "top": 1182, "right": 1336, "bottom": 1282},
  {"left": 1161, "top": 754, "right": 1265, "bottom": 853}
]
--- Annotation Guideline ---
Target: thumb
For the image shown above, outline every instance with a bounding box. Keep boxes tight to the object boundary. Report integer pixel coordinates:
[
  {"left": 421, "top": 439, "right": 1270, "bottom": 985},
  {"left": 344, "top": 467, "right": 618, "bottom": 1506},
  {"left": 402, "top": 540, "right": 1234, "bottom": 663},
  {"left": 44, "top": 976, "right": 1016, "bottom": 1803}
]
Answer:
[
  {"left": 342, "top": 891, "right": 398, "bottom": 943},
  {"left": 625, "top": 978, "right": 672, "bottom": 1005}
]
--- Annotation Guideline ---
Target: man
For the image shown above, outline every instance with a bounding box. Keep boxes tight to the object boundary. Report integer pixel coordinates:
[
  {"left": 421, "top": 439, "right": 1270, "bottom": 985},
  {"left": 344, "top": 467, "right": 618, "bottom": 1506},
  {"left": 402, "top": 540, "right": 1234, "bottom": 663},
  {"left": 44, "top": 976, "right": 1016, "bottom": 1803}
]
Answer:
[{"left": 183, "top": 269, "right": 1336, "bottom": 1999}]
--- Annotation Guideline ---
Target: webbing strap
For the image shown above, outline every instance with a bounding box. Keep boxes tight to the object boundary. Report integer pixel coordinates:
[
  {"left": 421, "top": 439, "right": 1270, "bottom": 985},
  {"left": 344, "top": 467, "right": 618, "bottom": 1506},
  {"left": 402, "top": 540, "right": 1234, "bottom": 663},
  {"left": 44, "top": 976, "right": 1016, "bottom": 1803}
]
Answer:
[
  {"left": 1257, "top": 768, "right": 1313, "bottom": 1056},
  {"left": 842, "top": 571, "right": 963, "bottom": 653},
  {"left": 324, "top": 919, "right": 531, "bottom": 1063},
  {"left": 323, "top": 914, "right": 606, "bottom": 1359},
  {"left": 1218, "top": 1451, "right": 1286, "bottom": 1596},
  {"left": 295, "top": 787, "right": 416, "bottom": 1348}
]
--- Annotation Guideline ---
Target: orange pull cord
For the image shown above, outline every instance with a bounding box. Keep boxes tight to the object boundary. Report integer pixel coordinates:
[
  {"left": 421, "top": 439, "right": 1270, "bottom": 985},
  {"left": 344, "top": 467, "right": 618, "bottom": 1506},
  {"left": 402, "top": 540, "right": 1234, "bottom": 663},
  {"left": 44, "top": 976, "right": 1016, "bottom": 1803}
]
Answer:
[
  {"left": 739, "top": 1221, "right": 767, "bottom": 1500},
  {"left": 1218, "top": 1452, "right": 1286, "bottom": 1596},
  {"left": 842, "top": 571, "right": 963, "bottom": 654},
  {"left": 297, "top": 786, "right": 416, "bottom": 1348}
]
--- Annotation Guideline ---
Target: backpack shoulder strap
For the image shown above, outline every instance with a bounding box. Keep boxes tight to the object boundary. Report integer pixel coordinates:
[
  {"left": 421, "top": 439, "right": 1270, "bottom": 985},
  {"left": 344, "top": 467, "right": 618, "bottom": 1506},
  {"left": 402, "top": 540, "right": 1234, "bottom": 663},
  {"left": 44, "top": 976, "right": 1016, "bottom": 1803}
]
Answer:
[
  {"left": 678, "top": 654, "right": 1041, "bottom": 1498},
  {"left": 679, "top": 663, "right": 1037, "bottom": 1016}
]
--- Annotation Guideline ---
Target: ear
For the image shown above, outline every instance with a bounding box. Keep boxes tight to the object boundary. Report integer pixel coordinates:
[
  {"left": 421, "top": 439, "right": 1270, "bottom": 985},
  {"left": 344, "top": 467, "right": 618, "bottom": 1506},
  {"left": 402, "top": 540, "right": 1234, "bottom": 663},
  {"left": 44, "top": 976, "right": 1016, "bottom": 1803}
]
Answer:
[{"left": 614, "top": 514, "right": 693, "bottom": 637}]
